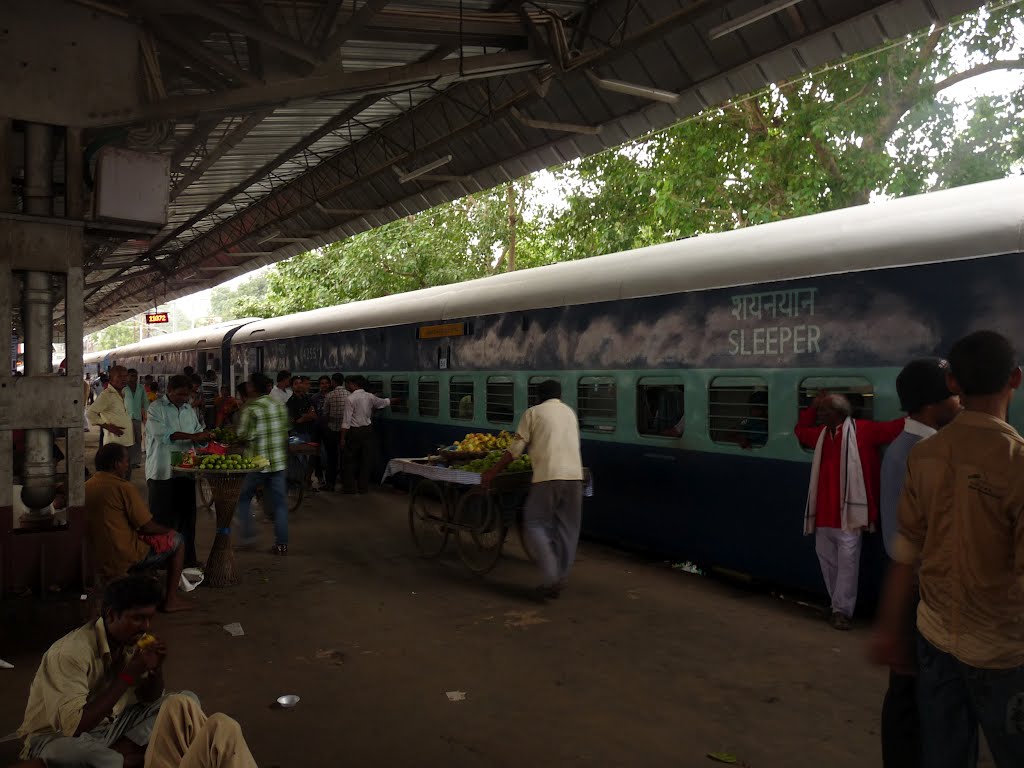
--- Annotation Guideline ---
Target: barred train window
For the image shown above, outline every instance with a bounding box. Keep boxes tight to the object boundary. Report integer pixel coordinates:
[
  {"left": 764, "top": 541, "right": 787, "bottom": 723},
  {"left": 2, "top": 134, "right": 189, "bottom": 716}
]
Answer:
[
  {"left": 528, "top": 376, "right": 557, "bottom": 407},
  {"left": 390, "top": 377, "right": 409, "bottom": 414},
  {"left": 449, "top": 378, "right": 475, "bottom": 420},
  {"left": 366, "top": 375, "right": 385, "bottom": 398},
  {"left": 708, "top": 377, "right": 769, "bottom": 448},
  {"left": 637, "top": 381, "right": 685, "bottom": 436},
  {"left": 578, "top": 377, "right": 617, "bottom": 433},
  {"left": 486, "top": 377, "right": 515, "bottom": 424},
  {"left": 798, "top": 376, "right": 875, "bottom": 423},
  {"left": 418, "top": 377, "right": 439, "bottom": 418}
]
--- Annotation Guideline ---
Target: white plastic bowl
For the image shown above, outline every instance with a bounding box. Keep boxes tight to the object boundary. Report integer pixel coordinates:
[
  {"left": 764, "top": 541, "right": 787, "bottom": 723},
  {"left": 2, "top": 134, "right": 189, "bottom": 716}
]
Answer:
[{"left": 276, "top": 694, "right": 300, "bottom": 708}]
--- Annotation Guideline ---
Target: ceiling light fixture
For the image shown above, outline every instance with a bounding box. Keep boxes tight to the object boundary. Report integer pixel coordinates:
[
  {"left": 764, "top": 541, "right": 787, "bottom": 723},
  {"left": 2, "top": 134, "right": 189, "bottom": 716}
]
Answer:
[
  {"left": 708, "top": 0, "right": 806, "bottom": 40},
  {"left": 395, "top": 154, "right": 453, "bottom": 184},
  {"left": 585, "top": 71, "right": 680, "bottom": 104}
]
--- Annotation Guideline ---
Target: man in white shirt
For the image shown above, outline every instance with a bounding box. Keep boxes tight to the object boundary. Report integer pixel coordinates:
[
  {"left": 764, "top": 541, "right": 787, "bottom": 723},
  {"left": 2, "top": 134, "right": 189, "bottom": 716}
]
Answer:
[
  {"left": 340, "top": 375, "right": 394, "bottom": 494},
  {"left": 269, "top": 370, "right": 293, "bottom": 405},
  {"left": 88, "top": 366, "right": 134, "bottom": 477},
  {"left": 483, "top": 379, "right": 584, "bottom": 599},
  {"left": 145, "top": 375, "right": 213, "bottom": 568}
]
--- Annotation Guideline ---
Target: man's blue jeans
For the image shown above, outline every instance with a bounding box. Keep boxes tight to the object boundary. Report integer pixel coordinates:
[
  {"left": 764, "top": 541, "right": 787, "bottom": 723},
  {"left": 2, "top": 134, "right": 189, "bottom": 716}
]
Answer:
[
  {"left": 917, "top": 634, "right": 1024, "bottom": 767},
  {"left": 234, "top": 470, "right": 288, "bottom": 546}
]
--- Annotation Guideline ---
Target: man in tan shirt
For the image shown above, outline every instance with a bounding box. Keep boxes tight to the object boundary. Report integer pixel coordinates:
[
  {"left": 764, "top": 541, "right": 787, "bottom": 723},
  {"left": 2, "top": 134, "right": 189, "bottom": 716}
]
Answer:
[
  {"left": 17, "top": 575, "right": 257, "bottom": 768},
  {"left": 483, "top": 379, "right": 584, "bottom": 599},
  {"left": 88, "top": 365, "right": 134, "bottom": 476},
  {"left": 85, "top": 443, "right": 190, "bottom": 612},
  {"left": 872, "top": 330, "right": 1024, "bottom": 767}
]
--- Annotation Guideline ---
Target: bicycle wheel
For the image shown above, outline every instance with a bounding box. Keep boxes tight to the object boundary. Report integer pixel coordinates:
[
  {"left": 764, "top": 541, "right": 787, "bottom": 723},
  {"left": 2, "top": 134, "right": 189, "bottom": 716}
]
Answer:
[
  {"left": 408, "top": 479, "right": 449, "bottom": 557},
  {"left": 455, "top": 487, "right": 507, "bottom": 575}
]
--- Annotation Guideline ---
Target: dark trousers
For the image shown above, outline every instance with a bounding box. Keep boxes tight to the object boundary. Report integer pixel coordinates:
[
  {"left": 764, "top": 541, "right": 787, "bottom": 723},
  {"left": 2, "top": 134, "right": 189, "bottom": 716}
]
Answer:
[
  {"left": 324, "top": 428, "right": 342, "bottom": 491},
  {"left": 882, "top": 590, "right": 921, "bottom": 768},
  {"left": 883, "top": 670, "right": 920, "bottom": 768},
  {"left": 148, "top": 477, "right": 199, "bottom": 566},
  {"left": 915, "top": 633, "right": 1024, "bottom": 767},
  {"left": 342, "top": 426, "right": 373, "bottom": 493}
]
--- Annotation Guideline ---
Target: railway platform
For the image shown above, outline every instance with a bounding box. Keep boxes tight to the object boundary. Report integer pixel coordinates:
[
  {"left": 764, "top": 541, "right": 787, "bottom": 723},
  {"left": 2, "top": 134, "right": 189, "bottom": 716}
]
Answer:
[{"left": 0, "top": 434, "right": 992, "bottom": 767}]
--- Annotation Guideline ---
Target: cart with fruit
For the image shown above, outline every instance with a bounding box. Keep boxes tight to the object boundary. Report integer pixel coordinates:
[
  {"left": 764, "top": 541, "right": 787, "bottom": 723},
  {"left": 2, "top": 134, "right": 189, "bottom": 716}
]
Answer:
[
  {"left": 172, "top": 451, "right": 269, "bottom": 587},
  {"left": 382, "top": 431, "right": 592, "bottom": 576}
]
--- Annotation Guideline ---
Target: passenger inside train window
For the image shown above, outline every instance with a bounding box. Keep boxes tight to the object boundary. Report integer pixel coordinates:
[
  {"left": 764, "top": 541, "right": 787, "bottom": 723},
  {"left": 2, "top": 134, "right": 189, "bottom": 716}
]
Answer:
[
  {"left": 637, "top": 383, "right": 685, "bottom": 437},
  {"left": 708, "top": 377, "right": 768, "bottom": 447},
  {"left": 734, "top": 391, "right": 769, "bottom": 449}
]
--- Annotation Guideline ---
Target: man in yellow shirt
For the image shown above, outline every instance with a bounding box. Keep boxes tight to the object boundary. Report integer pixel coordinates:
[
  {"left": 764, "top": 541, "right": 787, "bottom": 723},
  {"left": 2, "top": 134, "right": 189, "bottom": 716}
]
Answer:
[
  {"left": 88, "top": 365, "right": 134, "bottom": 476},
  {"left": 16, "top": 576, "right": 257, "bottom": 768},
  {"left": 483, "top": 379, "right": 584, "bottom": 599},
  {"left": 872, "top": 331, "right": 1024, "bottom": 767}
]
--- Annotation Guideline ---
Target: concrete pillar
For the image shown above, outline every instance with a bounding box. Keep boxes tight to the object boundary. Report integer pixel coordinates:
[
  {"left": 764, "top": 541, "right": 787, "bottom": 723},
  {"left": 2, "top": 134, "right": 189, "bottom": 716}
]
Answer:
[{"left": 20, "top": 122, "right": 57, "bottom": 513}]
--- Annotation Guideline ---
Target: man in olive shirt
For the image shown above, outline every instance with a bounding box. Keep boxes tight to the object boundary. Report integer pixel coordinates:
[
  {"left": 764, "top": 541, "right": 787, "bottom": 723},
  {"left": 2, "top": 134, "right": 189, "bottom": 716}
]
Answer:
[
  {"left": 873, "top": 331, "right": 1024, "bottom": 767},
  {"left": 85, "top": 444, "right": 189, "bottom": 612},
  {"left": 483, "top": 379, "right": 583, "bottom": 599},
  {"left": 17, "top": 576, "right": 256, "bottom": 768}
]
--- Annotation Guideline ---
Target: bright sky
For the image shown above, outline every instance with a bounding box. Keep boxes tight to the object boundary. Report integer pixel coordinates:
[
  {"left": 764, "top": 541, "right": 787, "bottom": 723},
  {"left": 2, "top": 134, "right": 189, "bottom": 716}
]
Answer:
[{"left": 167, "top": 47, "right": 1024, "bottom": 323}]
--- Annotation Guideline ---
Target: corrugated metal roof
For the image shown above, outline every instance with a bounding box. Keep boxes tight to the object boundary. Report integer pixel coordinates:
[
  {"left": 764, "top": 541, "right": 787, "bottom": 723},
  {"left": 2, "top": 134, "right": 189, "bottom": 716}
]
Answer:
[{"left": 77, "top": 0, "right": 989, "bottom": 332}]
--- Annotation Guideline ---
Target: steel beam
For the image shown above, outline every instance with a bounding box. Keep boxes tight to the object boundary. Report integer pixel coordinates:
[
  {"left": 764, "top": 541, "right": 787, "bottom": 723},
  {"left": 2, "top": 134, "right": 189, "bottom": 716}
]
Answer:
[
  {"left": 88, "top": 50, "right": 545, "bottom": 126},
  {"left": 318, "top": 0, "right": 393, "bottom": 60},
  {"left": 163, "top": 0, "right": 319, "bottom": 65},
  {"left": 171, "top": 109, "right": 275, "bottom": 200}
]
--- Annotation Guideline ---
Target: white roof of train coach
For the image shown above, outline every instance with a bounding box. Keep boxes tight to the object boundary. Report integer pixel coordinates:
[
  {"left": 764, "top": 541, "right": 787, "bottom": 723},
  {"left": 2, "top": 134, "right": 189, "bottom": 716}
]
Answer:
[
  {"left": 92, "top": 319, "right": 261, "bottom": 361},
  {"left": 232, "top": 176, "right": 1023, "bottom": 346}
]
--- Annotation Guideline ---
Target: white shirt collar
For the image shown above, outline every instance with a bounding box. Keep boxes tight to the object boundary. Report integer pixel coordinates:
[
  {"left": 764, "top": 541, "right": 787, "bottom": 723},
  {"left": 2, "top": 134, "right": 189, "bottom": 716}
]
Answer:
[{"left": 903, "top": 418, "right": 936, "bottom": 439}]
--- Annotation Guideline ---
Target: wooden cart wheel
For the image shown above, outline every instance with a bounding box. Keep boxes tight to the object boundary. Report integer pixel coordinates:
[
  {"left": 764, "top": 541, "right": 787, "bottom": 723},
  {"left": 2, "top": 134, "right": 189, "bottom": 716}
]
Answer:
[
  {"left": 455, "top": 487, "right": 507, "bottom": 575},
  {"left": 408, "top": 479, "right": 449, "bottom": 557}
]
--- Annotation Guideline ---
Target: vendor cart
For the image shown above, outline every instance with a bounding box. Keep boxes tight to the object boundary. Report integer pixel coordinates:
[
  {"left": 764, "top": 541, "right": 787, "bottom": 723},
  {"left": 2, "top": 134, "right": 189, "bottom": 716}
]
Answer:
[{"left": 382, "top": 458, "right": 593, "bottom": 576}]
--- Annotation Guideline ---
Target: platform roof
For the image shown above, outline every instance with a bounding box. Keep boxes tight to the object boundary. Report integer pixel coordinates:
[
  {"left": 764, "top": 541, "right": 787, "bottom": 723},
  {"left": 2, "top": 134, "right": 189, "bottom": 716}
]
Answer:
[{"left": 66, "top": 0, "right": 986, "bottom": 332}]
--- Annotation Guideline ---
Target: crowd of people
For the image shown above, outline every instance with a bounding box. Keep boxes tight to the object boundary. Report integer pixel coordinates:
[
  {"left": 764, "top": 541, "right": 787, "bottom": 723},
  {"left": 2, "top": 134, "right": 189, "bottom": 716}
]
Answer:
[{"left": 17, "top": 326, "right": 1024, "bottom": 766}]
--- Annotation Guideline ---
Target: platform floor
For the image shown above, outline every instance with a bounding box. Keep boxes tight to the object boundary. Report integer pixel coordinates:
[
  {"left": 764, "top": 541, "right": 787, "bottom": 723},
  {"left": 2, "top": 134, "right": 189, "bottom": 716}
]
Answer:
[{"left": 1, "top": 433, "right": 990, "bottom": 767}]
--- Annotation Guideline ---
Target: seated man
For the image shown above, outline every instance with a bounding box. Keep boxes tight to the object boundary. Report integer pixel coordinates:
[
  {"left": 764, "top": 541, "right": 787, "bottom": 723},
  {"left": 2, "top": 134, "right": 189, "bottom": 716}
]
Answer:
[
  {"left": 17, "top": 576, "right": 257, "bottom": 768},
  {"left": 85, "top": 443, "right": 191, "bottom": 613}
]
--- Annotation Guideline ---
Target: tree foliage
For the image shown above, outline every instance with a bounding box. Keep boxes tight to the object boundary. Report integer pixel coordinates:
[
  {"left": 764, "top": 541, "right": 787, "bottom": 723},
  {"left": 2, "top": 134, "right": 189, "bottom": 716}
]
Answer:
[
  {"left": 164, "top": 7, "right": 1024, "bottom": 325},
  {"left": 230, "top": 180, "right": 551, "bottom": 319},
  {"left": 540, "top": 7, "right": 1023, "bottom": 260}
]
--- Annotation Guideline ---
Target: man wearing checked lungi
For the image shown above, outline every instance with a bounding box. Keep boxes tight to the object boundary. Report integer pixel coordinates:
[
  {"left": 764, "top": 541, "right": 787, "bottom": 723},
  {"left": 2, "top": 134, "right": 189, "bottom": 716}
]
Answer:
[{"left": 483, "top": 379, "right": 584, "bottom": 600}]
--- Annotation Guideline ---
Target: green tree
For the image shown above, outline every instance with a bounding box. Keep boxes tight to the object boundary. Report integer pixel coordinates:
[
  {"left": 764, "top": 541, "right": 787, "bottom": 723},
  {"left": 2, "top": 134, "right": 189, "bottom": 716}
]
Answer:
[
  {"left": 237, "top": 180, "right": 548, "bottom": 318},
  {"left": 541, "top": 6, "right": 1024, "bottom": 259},
  {"left": 210, "top": 273, "right": 270, "bottom": 321},
  {"left": 87, "top": 320, "right": 136, "bottom": 351}
]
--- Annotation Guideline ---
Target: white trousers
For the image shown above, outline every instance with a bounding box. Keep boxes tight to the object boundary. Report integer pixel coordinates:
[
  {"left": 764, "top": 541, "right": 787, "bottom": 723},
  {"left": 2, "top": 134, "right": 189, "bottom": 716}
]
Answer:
[{"left": 814, "top": 528, "right": 862, "bottom": 618}]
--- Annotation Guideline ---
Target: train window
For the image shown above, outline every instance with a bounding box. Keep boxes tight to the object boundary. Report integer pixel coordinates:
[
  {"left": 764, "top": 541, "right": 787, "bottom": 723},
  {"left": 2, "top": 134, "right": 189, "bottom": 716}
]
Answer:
[
  {"left": 486, "top": 377, "right": 515, "bottom": 424},
  {"left": 390, "top": 377, "right": 409, "bottom": 415},
  {"left": 708, "top": 377, "right": 769, "bottom": 448},
  {"left": 798, "top": 377, "right": 875, "bottom": 422},
  {"left": 528, "top": 376, "right": 558, "bottom": 407},
  {"left": 418, "top": 377, "right": 439, "bottom": 418},
  {"left": 366, "top": 375, "right": 385, "bottom": 398},
  {"left": 449, "top": 378, "right": 475, "bottom": 420},
  {"left": 578, "top": 377, "right": 617, "bottom": 433},
  {"left": 637, "top": 381, "right": 685, "bottom": 436}
]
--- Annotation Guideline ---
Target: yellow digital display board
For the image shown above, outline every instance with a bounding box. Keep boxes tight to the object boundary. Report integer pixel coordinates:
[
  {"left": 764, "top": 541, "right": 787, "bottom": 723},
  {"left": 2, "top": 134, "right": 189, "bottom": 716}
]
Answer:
[{"left": 417, "top": 322, "right": 466, "bottom": 340}]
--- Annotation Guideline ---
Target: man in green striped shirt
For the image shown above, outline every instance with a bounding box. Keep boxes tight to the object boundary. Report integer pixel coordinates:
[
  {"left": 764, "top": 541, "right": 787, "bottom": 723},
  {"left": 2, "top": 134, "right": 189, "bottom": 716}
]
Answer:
[{"left": 235, "top": 373, "right": 290, "bottom": 555}]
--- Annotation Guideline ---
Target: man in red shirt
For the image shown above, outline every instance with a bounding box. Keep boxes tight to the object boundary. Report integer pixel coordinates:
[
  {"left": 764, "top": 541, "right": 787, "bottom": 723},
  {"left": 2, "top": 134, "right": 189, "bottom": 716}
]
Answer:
[{"left": 795, "top": 393, "right": 904, "bottom": 629}]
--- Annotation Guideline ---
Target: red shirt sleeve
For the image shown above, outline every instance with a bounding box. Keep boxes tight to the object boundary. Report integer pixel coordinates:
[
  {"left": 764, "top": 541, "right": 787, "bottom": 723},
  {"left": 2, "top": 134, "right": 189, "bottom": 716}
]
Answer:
[
  {"left": 794, "top": 406, "right": 824, "bottom": 449},
  {"left": 856, "top": 417, "right": 906, "bottom": 446}
]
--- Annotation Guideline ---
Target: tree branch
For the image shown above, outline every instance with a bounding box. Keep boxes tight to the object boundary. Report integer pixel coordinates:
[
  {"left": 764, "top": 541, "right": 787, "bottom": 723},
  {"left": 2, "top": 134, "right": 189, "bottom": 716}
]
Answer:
[{"left": 932, "top": 59, "right": 1024, "bottom": 94}]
